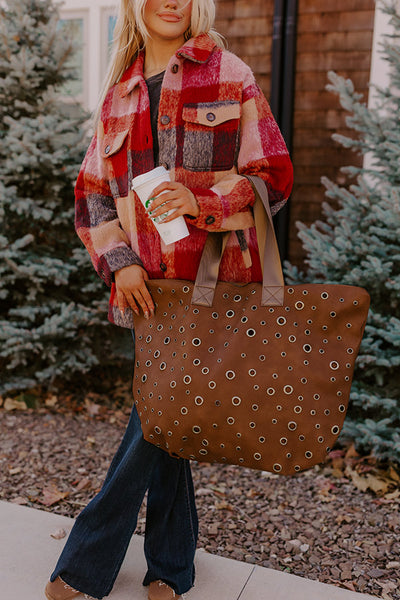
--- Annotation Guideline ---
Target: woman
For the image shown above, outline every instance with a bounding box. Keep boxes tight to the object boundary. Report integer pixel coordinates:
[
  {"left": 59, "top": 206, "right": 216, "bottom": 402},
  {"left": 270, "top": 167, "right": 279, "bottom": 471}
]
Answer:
[{"left": 45, "top": 0, "right": 293, "bottom": 598}]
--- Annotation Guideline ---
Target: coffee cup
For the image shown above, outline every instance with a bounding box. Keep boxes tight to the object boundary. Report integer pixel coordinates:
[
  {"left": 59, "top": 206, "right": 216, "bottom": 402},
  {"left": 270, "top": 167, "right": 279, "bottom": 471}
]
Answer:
[{"left": 131, "top": 166, "right": 189, "bottom": 245}]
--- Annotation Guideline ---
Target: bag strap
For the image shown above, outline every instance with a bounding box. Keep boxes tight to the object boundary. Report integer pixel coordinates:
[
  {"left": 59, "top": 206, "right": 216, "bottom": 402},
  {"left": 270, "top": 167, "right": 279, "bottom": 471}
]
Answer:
[{"left": 192, "top": 175, "right": 285, "bottom": 307}]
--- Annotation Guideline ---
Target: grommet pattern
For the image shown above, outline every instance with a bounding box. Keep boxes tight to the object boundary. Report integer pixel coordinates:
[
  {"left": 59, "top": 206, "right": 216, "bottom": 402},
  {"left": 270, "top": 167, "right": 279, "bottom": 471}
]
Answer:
[{"left": 133, "top": 280, "right": 369, "bottom": 475}]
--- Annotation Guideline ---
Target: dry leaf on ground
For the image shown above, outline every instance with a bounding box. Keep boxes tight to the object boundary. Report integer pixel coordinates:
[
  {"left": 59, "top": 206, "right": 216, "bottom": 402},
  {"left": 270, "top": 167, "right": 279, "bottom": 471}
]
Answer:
[
  {"left": 50, "top": 528, "right": 67, "bottom": 540},
  {"left": 4, "top": 398, "right": 28, "bottom": 411},
  {"left": 344, "top": 465, "right": 399, "bottom": 496},
  {"left": 39, "top": 485, "right": 69, "bottom": 507}
]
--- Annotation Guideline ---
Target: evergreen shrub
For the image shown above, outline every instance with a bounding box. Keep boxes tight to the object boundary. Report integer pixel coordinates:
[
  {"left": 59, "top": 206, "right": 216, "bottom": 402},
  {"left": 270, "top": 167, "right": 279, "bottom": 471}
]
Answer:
[{"left": 0, "top": 0, "right": 125, "bottom": 396}]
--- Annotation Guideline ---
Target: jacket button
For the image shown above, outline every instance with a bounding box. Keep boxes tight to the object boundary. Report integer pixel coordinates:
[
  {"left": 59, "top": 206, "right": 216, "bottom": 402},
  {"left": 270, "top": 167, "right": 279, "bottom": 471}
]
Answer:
[
  {"left": 160, "top": 115, "right": 170, "bottom": 125},
  {"left": 206, "top": 112, "right": 216, "bottom": 122},
  {"left": 171, "top": 64, "right": 179, "bottom": 73},
  {"left": 160, "top": 262, "right": 167, "bottom": 272},
  {"left": 104, "top": 145, "right": 111, "bottom": 154},
  {"left": 205, "top": 215, "right": 215, "bottom": 225}
]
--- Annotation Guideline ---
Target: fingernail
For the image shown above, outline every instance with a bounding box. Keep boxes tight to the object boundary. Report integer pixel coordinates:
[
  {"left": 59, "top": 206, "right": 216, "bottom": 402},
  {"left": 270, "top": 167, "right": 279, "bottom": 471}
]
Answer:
[
  {"left": 145, "top": 198, "right": 155, "bottom": 209},
  {"left": 145, "top": 312, "right": 149, "bottom": 320}
]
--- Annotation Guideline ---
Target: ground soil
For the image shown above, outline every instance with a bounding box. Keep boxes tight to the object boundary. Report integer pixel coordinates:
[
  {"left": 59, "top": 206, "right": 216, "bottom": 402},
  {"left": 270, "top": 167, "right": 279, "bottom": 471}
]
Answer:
[{"left": 1, "top": 403, "right": 399, "bottom": 600}]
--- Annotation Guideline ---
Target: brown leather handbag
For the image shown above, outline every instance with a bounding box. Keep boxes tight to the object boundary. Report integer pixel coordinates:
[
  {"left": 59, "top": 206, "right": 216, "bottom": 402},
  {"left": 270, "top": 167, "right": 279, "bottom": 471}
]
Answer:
[{"left": 133, "top": 176, "right": 370, "bottom": 475}]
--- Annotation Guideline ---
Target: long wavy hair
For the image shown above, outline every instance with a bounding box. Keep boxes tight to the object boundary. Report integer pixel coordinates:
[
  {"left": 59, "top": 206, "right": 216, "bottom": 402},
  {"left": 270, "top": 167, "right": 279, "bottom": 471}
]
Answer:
[{"left": 95, "top": 0, "right": 225, "bottom": 120}]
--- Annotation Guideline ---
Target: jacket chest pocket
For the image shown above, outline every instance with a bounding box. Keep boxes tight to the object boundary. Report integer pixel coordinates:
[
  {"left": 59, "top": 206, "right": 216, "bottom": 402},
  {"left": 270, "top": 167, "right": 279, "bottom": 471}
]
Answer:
[
  {"left": 182, "top": 101, "right": 241, "bottom": 172},
  {"left": 102, "top": 129, "right": 130, "bottom": 197}
]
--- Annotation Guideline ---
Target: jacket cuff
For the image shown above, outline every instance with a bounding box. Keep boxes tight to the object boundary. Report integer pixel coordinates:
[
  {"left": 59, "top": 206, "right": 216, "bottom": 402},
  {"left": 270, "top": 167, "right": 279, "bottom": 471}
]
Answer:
[
  {"left": 98, "top": 246, "right": 143, "bottom": 287},
  {"left": 188, "top": 188, "right": 223, "bottom": 230}
]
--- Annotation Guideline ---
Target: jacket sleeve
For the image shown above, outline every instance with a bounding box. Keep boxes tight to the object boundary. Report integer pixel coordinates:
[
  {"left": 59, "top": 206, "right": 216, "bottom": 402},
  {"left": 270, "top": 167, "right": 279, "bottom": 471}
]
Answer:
[
  {"left": 188, "top": 66, "right": 293, "bottom": 232},
  {"left": 74, "top": 120, "right": 142, "bottom": 287}
]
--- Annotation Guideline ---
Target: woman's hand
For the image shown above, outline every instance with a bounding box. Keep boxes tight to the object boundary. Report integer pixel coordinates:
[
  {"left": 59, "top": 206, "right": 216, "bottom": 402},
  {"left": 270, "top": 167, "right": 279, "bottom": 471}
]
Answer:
[
  {"left": 114, "top": 264, "right": 155, "bottom": 319},
  {"left": 147, "top": 181, "right": 200, "bottom": 223}
]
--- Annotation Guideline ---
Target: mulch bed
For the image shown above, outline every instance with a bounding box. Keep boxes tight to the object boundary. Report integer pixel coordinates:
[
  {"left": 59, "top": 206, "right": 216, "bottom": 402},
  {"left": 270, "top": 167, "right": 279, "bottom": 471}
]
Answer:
[{"left": 1, "top": 396, "right": 399, "bottom": 600}]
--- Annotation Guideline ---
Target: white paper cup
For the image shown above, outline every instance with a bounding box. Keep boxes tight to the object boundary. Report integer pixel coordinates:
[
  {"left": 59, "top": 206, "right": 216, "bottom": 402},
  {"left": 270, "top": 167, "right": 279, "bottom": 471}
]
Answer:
[{"left": 131, "top": 166, "right": 189, "bottom": 245}]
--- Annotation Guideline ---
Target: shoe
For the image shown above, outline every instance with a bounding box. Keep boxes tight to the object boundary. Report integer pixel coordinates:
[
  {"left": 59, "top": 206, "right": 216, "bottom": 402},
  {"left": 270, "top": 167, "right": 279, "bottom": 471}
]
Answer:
[
  {"left": 45, "top": 577, "right": 92, "bottom": 600},
  {"left": 148, "top": 580, "right": 183, "bottom": 600}
]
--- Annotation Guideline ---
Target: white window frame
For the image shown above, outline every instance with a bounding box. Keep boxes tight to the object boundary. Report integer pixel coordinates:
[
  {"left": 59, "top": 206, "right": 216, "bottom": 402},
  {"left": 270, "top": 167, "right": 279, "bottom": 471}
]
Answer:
[
  {"left": 369, "top": 0, "right": 400, "bottom": 108},
  {"left": 364, "top": 0, "right": 400, "bottom": 170}
]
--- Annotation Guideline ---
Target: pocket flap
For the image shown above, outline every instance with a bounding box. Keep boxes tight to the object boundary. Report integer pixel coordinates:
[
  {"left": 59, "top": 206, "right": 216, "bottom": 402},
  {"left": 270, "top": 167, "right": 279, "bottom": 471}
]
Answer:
[
  {"left": 101, "top": 129, "right": 130, "bottom": 158},
  {"left": 182, "top": 101, "right": 241, "bottom": 127}
]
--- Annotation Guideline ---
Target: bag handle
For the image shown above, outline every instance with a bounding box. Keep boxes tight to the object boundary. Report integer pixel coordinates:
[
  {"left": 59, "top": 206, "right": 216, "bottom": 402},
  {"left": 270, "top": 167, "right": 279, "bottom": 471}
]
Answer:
[{"left": 191, "top": 175, "right": 285, "bottom": 307}]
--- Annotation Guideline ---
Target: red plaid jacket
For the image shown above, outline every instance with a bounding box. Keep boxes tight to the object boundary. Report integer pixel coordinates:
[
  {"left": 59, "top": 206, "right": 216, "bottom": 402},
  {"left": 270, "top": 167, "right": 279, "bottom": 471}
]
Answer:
[{"left": 75, "top": 34, "right": 293, "bottom": 328}]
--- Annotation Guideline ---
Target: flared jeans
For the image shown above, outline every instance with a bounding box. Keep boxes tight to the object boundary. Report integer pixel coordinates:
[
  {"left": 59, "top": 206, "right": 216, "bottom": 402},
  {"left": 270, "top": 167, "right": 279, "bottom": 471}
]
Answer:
[{"left": 50, "top": 402, "right": 198, "bottom": 598}]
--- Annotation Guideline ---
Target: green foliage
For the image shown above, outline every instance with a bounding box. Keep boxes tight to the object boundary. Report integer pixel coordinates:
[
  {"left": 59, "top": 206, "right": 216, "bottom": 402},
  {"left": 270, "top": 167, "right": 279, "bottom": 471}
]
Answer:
[
  {"left": 285, "top": 1, "right": 400, "bottom": 462},
  {"left": 0, "top": 0, "right": 120, "bottom": 394}
]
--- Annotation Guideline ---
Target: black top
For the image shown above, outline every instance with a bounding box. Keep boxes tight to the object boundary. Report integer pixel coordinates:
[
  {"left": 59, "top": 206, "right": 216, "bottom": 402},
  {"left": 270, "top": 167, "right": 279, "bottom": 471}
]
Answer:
[{"left": 145, "top": 70, "right": 165, "bottom": 166}]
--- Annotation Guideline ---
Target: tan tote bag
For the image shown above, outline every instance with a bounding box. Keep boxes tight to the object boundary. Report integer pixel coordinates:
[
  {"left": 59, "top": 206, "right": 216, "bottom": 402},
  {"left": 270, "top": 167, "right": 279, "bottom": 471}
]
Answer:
[{"left": 132, "top": 176, "right": 370, "bottom": 475}]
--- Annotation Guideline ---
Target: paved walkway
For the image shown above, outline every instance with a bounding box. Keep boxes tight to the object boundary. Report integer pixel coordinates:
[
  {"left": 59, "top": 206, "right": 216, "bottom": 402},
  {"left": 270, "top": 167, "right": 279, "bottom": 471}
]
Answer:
[{"left": 0, "top": 500, "right": 379, "bottom": 599}]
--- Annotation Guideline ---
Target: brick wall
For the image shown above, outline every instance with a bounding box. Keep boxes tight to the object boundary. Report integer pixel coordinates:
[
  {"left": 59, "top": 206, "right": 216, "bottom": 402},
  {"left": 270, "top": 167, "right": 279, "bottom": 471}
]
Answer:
[{"left": 215, "top": 0, "right": 375, "bottom": 265}]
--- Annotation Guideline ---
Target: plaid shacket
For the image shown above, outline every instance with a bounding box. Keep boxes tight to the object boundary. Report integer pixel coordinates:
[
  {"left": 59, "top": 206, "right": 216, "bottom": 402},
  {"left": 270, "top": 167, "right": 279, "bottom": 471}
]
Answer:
[{"left": 75, "top": 34, "right": 293, "bottom": 328}]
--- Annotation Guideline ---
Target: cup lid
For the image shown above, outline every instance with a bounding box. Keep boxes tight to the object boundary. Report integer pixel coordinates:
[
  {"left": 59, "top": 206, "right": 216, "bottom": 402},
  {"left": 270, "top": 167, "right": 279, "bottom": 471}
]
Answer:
[{"left": 131, "top": 166, "right": 168, "bottom": 189}]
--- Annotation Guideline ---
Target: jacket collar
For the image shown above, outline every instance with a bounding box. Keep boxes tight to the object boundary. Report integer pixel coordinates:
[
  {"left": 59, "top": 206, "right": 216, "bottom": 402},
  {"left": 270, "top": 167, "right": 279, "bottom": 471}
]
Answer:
[
  {"left": 118, "top": 52, "right": 146, "bottom": 98},
  {"left": 119, "top": 34, "right": 217, "bottom": 98},
  {"left": 176, "top": 33, "right": 217, "bottom": 63}
]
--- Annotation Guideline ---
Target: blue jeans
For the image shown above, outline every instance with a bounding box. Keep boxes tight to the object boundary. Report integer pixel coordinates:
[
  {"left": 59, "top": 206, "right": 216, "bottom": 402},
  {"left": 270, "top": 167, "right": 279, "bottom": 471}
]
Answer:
[{"left": 50, "top": 399, "right": 198, "bottom": 598}]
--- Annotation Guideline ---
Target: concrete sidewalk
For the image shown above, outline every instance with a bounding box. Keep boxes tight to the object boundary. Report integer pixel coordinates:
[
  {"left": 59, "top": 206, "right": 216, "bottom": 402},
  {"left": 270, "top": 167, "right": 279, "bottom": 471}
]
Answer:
[{"left": 0, "top": 500, "right": 379, "bottom": 600}]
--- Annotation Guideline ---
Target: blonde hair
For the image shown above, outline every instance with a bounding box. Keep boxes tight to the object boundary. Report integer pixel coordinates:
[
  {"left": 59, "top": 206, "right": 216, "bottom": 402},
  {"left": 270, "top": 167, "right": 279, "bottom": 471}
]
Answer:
[{"left": 95, "top": 0, "right": 225, "bottom": 121}]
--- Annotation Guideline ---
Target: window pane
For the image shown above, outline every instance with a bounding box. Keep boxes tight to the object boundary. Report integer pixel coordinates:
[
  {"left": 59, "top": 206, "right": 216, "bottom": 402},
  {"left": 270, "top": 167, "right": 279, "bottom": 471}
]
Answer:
[
  {"left": 58, "top": 18, "right": 84, "bottom": 97},
  {"left": 108, "top": 15, "right": 117, "bottom": 58}
]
